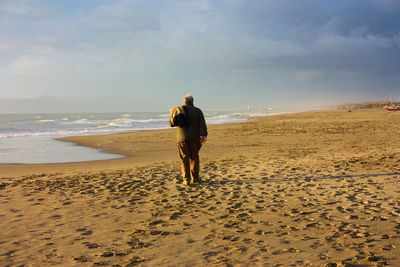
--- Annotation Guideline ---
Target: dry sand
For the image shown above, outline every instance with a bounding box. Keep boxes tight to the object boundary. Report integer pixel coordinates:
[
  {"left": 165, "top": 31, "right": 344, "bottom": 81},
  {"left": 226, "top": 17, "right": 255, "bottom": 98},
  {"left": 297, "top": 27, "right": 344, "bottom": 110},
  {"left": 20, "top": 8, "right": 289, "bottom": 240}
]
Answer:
[{"left": 1, "top": 109, "right": 400, "bottom": 266}]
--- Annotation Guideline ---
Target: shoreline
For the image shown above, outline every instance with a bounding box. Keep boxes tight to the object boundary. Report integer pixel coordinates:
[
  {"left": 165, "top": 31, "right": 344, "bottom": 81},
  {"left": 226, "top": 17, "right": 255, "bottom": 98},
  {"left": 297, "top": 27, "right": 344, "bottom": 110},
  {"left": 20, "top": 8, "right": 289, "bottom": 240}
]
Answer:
[{"left": 0, "top": 113, "right": 259, "bottom": 178}]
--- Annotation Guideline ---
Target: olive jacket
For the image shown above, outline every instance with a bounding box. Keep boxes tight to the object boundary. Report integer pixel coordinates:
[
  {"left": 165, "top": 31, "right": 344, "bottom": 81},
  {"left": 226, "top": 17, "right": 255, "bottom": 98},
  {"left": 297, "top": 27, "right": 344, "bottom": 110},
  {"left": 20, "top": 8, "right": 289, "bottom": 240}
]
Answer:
[{"left": 176, "top": 104, "right": 207, "bottom": 143}]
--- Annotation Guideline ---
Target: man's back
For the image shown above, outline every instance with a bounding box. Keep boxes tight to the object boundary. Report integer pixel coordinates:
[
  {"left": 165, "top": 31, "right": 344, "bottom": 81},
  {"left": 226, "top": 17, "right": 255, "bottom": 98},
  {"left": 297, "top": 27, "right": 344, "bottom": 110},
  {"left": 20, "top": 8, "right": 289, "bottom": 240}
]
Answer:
[{"left": 176, "top": 104, "right": 207, "bottom": 143}]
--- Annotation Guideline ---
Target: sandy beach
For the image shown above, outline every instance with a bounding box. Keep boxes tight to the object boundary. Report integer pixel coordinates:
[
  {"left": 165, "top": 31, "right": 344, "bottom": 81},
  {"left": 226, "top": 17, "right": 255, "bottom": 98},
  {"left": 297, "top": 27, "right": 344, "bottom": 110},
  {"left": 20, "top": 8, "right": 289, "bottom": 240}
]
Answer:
[{"left": 1, "top": 109, "right": 400, "bottom": 266}]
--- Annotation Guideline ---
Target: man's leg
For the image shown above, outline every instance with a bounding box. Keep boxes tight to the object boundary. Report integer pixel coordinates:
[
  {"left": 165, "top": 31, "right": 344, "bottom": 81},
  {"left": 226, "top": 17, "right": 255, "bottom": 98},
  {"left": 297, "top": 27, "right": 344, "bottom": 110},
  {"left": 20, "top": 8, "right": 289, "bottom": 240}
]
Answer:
[
  {"left": 177, "top": 142, "right": 191, "bottom": 183},
  {"left": 189, "top": 141, "right": 201, "bottom": 183}
]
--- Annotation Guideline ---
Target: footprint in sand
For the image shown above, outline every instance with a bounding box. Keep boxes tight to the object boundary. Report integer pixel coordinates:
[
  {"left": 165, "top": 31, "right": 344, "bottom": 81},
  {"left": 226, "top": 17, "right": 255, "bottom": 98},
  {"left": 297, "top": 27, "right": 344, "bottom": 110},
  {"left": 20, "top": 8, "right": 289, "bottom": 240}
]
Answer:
[
  {"left": 76, "top": 228, "right": 93, "bottom": 236},
  {"left": 74, "top": 255, "right": 90, "bottom": 262},
  {"left": 83, "top": 242, "right": 100, "bottom": 249}
]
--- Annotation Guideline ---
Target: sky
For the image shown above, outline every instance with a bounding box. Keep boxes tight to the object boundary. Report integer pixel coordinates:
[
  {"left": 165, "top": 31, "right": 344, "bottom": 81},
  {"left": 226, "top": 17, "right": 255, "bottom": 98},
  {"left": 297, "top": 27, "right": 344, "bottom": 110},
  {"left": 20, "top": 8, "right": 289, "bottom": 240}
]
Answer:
[{"left": 1, "top": 0, "right": 400, "bottom": 112}]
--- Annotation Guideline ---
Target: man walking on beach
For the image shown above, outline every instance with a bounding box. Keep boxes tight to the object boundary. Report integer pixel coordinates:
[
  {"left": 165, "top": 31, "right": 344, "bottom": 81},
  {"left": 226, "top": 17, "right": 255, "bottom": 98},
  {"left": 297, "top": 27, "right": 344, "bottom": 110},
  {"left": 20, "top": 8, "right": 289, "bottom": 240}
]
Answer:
[{"left": 173, "top": 94, "right": 208, "bottom": 185}]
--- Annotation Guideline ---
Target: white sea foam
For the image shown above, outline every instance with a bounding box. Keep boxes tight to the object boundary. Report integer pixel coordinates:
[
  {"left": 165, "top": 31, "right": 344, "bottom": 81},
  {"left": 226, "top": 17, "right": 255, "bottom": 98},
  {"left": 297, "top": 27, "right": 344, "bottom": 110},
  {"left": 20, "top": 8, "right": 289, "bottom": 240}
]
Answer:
[
  {"left": 99, "top": 118, "right": 167, "bottom": 128},
  {"left": 37, "top": 119, "right": 55, "bottom": 123},
  {"left": 0, "top": 131, "right": 90, "bottom": 139},
  {"left": 62, "top": 118, "right": 93, "bottom": 124},
  {"left": 206, "top": 115, "right": 247, "bottom": 124}
]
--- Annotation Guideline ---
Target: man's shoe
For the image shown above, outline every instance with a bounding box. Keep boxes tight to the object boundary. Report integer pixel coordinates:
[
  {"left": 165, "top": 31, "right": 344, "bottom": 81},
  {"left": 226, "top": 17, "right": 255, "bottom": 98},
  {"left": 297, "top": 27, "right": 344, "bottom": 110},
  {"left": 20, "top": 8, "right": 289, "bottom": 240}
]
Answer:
[{"left": 182, "top": 180, "right": 190, "bottom": 186}]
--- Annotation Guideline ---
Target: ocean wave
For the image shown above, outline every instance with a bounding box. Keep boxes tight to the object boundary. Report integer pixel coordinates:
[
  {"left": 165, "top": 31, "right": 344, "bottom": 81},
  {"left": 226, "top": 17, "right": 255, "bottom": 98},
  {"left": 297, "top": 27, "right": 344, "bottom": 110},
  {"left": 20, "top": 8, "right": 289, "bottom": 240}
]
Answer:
[
  {"left": 0, "top": 131, "right": 91, "bottom": 139},
  {"left": 0, "top": 149, "right": 25, "bottom": 156},
  {"left": 99, "top": 118, "right": 167, "bottom": 128},
  {"left": 0, "top": 126, "right": 169, "bottom": 140},
  {"left": 129, "top": 118, "right": 166, "bottom": 124},
  {"left": 97, "top": 118, "right": 133, "bottom": 128},
  {"left": 37, "top": 119, "right": 55, "bottom": 123},
  {"left": 60, "top": 118, "right": 97, "bottom": 125},
  {"left": 206, "top": 115, "right": 247, "bottom": 124}
]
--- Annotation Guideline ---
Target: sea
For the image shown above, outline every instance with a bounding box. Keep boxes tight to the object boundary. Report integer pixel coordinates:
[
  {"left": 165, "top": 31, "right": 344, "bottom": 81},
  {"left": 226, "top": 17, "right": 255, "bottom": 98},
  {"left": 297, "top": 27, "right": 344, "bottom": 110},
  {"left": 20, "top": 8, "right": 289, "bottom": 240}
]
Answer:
[{"left": 0, "top": 110, "right": 278, "bottom": 164}]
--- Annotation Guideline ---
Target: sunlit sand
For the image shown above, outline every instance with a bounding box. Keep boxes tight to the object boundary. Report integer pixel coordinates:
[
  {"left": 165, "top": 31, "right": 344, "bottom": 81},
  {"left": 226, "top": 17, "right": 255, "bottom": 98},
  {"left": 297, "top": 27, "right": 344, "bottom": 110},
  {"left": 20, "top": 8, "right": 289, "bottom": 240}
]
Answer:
[{"left": 1, "top": 109, "right": 399, "bottom": 266}]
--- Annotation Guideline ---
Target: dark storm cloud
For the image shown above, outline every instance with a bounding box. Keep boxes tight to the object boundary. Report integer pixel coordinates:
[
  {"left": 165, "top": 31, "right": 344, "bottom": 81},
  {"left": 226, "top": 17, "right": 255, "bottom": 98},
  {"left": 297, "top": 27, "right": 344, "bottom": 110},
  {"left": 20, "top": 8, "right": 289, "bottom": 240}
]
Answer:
[
  {"left": 233, "top": 0, "right": 400, "bottom": 40},
  {"left": 219, "top": 0, "right": 400, "bottom": 82}
]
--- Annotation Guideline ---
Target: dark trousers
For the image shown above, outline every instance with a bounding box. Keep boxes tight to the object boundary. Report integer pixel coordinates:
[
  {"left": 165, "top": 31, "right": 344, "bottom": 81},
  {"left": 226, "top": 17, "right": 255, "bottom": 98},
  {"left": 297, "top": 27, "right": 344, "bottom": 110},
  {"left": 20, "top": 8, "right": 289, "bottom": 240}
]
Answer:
[{"left": 177, "top": 141, "right": 202, "bottom": 182}]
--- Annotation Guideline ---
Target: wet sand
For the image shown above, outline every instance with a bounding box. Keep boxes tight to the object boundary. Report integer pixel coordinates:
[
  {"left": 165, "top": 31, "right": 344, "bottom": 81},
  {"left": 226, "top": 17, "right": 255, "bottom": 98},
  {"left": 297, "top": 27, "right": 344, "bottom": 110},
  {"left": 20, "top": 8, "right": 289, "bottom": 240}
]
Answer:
[{"left": 1, "top": 109, "right": 400, "bottom": 266}]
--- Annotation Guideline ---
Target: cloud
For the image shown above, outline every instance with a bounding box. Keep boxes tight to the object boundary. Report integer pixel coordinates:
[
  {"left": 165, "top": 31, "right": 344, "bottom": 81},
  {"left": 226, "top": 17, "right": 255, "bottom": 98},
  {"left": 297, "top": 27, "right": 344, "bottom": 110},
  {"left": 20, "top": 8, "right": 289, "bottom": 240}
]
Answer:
[
  {"left": 233, "top": 0, "right": 400, "bottom": 39},
  {"left": 3, "top": 55, "right": 49, "bottom": 74},
  {"left": 314, "top": 33, "right": 394, "bottom": 52},
  {"left": 0, "top": 0, "right": 165, "bottom": 75},
  {"left": 78, "top": 1, "right": 161, "bottom": 42},
  {"left": 0, "top": 0, "right": 29, "bottom": 15}
]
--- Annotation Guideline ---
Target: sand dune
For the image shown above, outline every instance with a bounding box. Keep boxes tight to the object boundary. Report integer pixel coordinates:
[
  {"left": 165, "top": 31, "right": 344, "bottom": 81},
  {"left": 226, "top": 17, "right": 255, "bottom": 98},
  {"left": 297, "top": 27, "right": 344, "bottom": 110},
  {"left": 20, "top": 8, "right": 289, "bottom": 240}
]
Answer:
[{"left": 1, "top": 109, "right": 400, "bottom": 266}]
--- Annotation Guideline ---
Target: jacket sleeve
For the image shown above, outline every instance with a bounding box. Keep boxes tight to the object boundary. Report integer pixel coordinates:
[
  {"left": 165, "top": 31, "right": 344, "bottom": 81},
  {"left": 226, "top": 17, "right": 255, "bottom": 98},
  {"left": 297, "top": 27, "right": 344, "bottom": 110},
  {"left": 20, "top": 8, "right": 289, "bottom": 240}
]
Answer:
[
  {"left": 169, "top": 107, "right": 175, "bottom": 127},
  {"left": 199, "top": 110, "right": 208, "bottom": 137}
]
